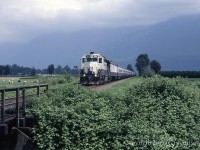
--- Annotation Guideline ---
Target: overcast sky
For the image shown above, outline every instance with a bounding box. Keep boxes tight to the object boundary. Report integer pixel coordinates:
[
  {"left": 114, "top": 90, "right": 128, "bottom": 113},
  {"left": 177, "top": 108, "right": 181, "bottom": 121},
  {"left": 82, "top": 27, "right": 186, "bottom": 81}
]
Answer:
[{"left": 1, "top": 0, "right": 200, "bottom": 43}]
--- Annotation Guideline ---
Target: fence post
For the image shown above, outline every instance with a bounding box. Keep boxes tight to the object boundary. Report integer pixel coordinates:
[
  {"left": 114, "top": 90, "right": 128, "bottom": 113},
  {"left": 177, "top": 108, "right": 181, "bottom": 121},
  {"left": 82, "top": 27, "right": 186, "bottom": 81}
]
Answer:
[
  {"left": 37, "top": 85, "right": 40, "bottom": 96},
  {"left": 16, "top": 88, "right": 19, "bottom": 128},
  {"left": 1, "top": 90, "right": 5, "bottom": 124},
  {"left": 22, "top": 89, "right": 26, "bottom": 116},
  {"left": 45, "top": 85, "right": 49, "bottom": 93},
  {"left": 46, "top": 84, "right": 49, "bottom": 91}
]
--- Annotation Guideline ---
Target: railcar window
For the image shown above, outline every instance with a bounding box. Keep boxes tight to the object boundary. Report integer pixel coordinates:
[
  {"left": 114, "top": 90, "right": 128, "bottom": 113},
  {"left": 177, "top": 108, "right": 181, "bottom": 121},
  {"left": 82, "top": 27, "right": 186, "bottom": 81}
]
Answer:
[
  {"left": 99, "top": 58, "right": 102, "bottom": 63},
  {"left": 87, "top": 58, "right": 98, "bottom": 62}
]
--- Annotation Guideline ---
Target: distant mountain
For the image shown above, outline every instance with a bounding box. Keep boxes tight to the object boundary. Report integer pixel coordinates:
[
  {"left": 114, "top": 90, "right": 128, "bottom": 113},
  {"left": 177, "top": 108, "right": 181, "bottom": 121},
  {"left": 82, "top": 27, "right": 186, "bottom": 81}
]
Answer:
[{"left": 0, "top": 15, "right": 200, "bottom": 71}]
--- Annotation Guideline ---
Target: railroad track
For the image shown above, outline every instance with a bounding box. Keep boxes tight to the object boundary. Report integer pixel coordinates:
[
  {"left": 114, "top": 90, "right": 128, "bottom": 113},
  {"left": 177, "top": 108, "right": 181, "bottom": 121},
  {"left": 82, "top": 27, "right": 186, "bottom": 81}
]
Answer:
[
  {"left": 83, "top": 78, "right": 131, "bottom": 91},
  {"left": 0, "top": 94, "right": 37, "bottom": 110}
]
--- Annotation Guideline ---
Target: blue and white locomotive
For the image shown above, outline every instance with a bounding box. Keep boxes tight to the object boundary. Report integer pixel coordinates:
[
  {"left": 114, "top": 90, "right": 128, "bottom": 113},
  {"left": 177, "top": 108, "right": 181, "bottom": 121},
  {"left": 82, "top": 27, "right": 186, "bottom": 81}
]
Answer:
[{"left": 80, "top": 52, "right": 133, "bottom": 84}]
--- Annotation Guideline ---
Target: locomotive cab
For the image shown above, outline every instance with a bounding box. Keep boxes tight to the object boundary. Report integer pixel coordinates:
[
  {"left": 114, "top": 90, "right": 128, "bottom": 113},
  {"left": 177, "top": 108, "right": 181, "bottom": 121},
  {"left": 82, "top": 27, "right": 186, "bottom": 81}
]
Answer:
[{"left": 80, "top": 52, "right": 106, "bottom": 84}]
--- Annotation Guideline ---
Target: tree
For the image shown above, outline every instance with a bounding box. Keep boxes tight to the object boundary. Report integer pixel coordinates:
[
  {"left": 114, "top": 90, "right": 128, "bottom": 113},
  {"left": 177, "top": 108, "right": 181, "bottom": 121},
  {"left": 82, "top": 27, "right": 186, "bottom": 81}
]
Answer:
[
  {"left": 135, "top": 54, "right": 150, "bottom": 76},
  {"left": 55, "top": 65, "right": 63, "bottom": 74},
  {"left": 5, "top": 65, "right": 11, "bottom": 76},
  {"left": 31, "top": 67, "right": 36, "bottom": 76},
  {"left": 0, "top": 65, "right": 4, "bottom": 75},
  {"left": 127, "top": 64, "right": 133, "bottom": 71},
  {"left": 150, "top": 60, "right": 161, "bottom": 74},
  {"left": 63, "top": 65, "right": 71, "bottom": 73},
  {"left": 48, "top": 64, "right": 55, "bottom": 76}
]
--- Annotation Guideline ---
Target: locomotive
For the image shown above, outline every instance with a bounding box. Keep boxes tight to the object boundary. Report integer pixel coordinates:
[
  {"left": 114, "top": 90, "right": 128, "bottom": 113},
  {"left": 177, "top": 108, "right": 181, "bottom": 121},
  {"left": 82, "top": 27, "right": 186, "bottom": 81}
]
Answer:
[{"left": 80, "top": 52, "right": 133, "bottom": 85}]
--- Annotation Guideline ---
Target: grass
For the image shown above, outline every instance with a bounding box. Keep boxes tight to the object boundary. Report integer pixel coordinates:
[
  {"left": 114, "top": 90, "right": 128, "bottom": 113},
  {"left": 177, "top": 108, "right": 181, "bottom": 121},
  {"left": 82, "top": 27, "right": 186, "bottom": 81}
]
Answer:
[
  {"left": 0, "top": 75, "right": 75, "bottom": 99},
  {"left": 0, "top": 77, "right": 40, "bottom": 89},
  {"left": 0, "top": 77, "right": 42, "bottom": 98}
]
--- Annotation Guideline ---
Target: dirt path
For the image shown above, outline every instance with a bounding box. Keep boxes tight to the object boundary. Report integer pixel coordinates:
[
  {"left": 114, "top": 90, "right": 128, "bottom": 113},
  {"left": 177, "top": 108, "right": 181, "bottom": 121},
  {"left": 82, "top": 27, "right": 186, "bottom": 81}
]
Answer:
[{"left": 86, "top": 78, "right": 131, "bottom": 91}]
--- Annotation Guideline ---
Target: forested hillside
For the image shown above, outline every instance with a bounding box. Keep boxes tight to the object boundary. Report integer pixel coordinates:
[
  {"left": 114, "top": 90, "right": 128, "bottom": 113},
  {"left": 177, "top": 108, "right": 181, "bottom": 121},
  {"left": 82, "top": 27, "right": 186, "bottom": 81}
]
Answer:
[{"left": 1, "top": 15, "right": 200, "bottom": 70}]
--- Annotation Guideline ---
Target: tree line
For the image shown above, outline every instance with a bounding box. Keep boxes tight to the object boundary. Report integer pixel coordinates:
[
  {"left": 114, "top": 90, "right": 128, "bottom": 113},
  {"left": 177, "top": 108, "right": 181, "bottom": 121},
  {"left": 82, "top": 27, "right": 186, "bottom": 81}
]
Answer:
[
  {"left": 0, "top": 64, "right": 73, "bottom": 76},
  {"left": 2, "top": 55, "right": 199, "bottom": 78},
  {"left": 129, "top": 53, "right": 200, "bottom": 78},
  {"left": 160, "top": 71, "right": 200, "bottom": 78}
]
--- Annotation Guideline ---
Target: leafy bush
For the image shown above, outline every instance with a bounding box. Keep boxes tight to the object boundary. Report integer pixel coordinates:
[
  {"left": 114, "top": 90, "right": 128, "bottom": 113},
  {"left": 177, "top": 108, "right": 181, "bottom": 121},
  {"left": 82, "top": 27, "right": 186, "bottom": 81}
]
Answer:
[
  {"left": 141, "top": 67, "right": 154, "bottom": 77},
  {"left": 27, "top": 76, "right": 200, "bottom": 149},
  {"left": 121, "top": 77, "right": 200, "bottom": 149},
  {"left": 38, "top": 74, "right": 76, "bottom": 85}
]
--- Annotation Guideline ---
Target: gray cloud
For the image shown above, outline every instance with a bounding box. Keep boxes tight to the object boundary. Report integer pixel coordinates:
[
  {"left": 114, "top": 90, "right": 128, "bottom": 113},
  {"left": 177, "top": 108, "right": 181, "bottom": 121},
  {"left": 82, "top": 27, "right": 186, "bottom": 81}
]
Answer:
[{"left": 0, "top": 0, "right": 200, "bottom": 43}]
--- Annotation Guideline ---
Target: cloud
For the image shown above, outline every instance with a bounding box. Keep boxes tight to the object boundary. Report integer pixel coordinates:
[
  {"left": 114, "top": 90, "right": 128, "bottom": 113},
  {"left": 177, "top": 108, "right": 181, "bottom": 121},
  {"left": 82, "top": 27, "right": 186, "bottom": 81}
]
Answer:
[{"left": 0, "top": 0, "right": 200, "bottom": 43}]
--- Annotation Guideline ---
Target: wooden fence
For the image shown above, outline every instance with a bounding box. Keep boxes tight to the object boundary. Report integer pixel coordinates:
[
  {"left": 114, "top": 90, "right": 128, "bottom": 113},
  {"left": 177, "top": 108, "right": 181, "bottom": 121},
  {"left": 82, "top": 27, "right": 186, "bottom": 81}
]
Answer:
[{"left": 0, "top": 84, "right": 48, "bottom": 127}]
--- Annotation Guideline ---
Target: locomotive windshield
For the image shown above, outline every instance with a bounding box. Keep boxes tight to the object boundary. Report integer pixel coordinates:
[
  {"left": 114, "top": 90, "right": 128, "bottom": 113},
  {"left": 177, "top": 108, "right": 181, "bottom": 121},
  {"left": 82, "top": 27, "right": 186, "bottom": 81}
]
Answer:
[{"left": 87, "top": 58, "right": 98, "bottom": 62}]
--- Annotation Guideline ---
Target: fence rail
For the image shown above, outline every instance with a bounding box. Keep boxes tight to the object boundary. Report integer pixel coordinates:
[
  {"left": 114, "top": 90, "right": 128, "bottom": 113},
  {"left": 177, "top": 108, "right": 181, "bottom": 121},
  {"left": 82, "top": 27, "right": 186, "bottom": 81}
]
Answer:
[{"left": 0, "top": 84, "right": 48, "bottom": 127}]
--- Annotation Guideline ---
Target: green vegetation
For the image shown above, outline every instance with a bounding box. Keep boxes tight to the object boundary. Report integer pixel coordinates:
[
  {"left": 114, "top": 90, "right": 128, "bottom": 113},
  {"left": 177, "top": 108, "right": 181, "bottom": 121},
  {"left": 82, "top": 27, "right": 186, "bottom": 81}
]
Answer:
[
  {"left": 127, "top": 64, "right": 134, "bottom": 71},
  {"left": 0, "top": 75, "right": 73, "bottom": 98},
  {"left": 0, "top": 77, "right": 37, "bottom": 98},
  {"left": 135, "top": 54, "right": 150, "bottom": 76},
  {"left": 150, "top": 60, "right": 161, "bottom": 74},
  {"left": 0, "top": 63, "right": 73, "bottom": 76},
  {"left": 27, "top": 76, "right": 200, "bottom": 149},
  {"left": 0, "top": 78, "right": 35, "bottom": 88},
  {"left": 48, "top": 64, "right": 55, "bottom": 76},
  {"left": 135, "top": 54, "right": 161, "bottom": 77}
]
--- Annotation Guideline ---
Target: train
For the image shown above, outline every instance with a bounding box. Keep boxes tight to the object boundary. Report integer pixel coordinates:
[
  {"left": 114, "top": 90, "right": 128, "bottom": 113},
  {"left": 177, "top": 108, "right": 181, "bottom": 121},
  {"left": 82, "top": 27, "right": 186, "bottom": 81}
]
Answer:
[{"left": 80, "top": 52, "right": 134, "bottom": 85}]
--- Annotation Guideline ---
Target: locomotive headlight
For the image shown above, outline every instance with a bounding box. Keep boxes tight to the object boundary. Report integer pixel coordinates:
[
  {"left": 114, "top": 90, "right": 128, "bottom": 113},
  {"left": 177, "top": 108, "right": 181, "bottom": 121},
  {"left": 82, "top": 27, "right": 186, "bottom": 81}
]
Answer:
[
  {"left": 83, "top": 74, "right": 86, "bottom": 77},
  {"left": 95, "top": 74, "right": 97, "bottom": 77}
]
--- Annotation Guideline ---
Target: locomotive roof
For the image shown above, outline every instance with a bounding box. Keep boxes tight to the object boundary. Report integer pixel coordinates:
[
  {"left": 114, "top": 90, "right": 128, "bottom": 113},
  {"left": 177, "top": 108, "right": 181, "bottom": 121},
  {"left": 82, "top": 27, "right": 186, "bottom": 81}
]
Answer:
[
  {"left": 81, "top": 52, "right": 133, "bottom": 73},
  {"left": 81, "top": 53, "right": 107, "bottom": 59}
]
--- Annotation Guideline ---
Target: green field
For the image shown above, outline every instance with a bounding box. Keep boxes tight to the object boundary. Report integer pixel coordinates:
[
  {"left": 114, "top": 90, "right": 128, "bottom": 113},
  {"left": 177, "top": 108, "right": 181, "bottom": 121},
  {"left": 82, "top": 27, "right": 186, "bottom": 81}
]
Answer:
[
  {"left": 0, "top": 77, "right": 40, "bottom": 89},
  {"left": 0, "top": 77, "right": 42, "bottom": 98},
  {"left": 25, "top": 75, "right": 200, "bottom": 149}
]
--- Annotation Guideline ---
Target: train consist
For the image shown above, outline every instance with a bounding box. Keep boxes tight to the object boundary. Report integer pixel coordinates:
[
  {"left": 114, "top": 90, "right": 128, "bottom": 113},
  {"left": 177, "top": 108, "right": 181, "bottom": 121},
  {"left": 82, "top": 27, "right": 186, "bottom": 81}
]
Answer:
[{"left": 80, "top": 52, "right": 134, "bottom": 85}]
